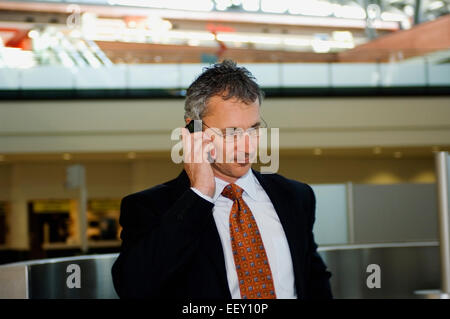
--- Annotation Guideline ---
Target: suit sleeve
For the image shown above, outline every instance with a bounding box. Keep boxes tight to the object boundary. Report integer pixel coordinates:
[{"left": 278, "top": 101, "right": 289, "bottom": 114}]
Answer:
[
  {"left": 111, "top": 188, "right": 214, "bottom": 298},
  {"left": 304, "top": 185, "right": 333, "bottom": 299}
]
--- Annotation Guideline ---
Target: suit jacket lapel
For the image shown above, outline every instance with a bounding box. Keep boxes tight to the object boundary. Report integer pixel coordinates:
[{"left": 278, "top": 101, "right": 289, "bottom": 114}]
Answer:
[{"left": 252, "top": 169, "right": 306, "bottom": 298}]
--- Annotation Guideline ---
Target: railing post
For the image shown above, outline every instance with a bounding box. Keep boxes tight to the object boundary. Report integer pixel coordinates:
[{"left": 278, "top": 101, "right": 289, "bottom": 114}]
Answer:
[{"left": 435, "top": 151, "right": 450, "bottom": 294}]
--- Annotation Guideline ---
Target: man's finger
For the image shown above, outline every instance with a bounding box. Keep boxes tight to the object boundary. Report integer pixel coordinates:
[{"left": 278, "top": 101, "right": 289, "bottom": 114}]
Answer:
[{"left": 181, "top": 128, "right": 194, "bottom": 163}]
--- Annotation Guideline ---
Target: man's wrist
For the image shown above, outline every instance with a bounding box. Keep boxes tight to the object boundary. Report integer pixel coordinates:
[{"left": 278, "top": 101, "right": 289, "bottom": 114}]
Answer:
[
  {"left": 190, "top": 187, "right": 214, "bottom": 203},
  {"left": 191, "top": 184, "right": 215, "bottom": 198}
]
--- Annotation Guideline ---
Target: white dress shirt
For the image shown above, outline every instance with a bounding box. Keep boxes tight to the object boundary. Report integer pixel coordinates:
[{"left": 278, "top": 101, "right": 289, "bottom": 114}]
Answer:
[{"left": 191, "top": 169, "right": 297, "bottom": 299}]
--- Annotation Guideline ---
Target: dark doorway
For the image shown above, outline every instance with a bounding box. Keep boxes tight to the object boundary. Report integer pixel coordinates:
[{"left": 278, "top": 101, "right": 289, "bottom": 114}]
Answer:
[{"left": 28, "top": 202, "right": 70, "bottom": 260}]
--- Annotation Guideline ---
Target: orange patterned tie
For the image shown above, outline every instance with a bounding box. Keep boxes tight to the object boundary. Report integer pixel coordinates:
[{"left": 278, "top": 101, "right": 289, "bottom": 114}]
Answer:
[{"left": 221, "top": 183, "right": 276, "bottom": 299}]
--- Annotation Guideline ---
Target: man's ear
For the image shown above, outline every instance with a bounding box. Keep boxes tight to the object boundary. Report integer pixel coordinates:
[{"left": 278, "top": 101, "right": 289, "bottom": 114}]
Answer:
[{"left": 185, "top": 118, "right": 192, "bottom": 125}]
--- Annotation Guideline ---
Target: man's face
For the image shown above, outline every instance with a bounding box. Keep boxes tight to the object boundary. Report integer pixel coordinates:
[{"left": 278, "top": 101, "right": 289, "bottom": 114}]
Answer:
[{"left": 201, "top": 94, "right": 260, "bottom": 180}]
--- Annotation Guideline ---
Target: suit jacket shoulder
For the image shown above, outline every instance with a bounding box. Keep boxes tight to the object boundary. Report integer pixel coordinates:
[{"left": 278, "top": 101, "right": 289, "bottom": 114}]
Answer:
[
  {"left": 253, "top": 170, "right": 316, "bottom": 215},
  {"left": 121, "top": 177, "right": 175, "bottom": 205}
]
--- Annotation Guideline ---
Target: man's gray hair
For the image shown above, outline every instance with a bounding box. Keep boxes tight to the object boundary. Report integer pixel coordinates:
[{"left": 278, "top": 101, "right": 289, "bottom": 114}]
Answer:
[{"left": 184, "top": 59, "right": 264, "bottom": 120}]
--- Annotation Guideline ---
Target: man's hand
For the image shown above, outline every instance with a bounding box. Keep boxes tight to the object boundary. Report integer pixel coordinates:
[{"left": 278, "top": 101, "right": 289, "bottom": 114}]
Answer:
[{"left": 182, "top": 128, "right": 216, "bottom": 198}]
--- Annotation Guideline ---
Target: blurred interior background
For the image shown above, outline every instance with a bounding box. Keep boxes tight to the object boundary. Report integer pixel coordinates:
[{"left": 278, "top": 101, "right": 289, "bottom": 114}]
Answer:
[{"left": 0, "top": 0, "right": 449, "bottom": 298}]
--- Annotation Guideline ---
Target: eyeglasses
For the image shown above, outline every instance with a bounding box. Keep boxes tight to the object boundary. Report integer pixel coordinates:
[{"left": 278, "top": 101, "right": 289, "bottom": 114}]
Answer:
[{"left": 202, "top": 117, "right": 268, "bottom": 143}]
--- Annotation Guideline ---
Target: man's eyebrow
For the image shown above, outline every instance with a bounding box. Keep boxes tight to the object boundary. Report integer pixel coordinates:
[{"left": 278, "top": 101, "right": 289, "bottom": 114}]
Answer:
[{"left": 223, "top": 122, "right": 261, "bottom": 129}]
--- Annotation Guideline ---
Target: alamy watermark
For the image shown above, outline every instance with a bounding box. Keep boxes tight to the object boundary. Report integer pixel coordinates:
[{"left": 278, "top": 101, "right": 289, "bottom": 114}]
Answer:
[
  {"left": 66, "top": 263, "right": 81, "bottom": 289},
  {"left": 366, "top": 264, "right": 381, "bottom": 289}
]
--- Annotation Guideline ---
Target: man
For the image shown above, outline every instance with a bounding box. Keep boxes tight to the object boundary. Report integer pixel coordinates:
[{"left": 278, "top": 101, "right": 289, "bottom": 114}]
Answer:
[{"left": 111, "top": 60, "right": 332, "bottom": 299}]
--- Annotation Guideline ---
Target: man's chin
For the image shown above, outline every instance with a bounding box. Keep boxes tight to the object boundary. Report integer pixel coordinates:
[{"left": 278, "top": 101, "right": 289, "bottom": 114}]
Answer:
[
  {"left": 213, "top": 162, "right": 252, "bottom": 178},
  {"left": 230, "top": 162, "right": 252, "bottom": 175}
]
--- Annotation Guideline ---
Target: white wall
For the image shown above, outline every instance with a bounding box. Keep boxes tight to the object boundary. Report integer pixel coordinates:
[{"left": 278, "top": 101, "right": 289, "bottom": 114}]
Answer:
[{"left": 0, "top": 97, "right": 449, "bottom": 153}]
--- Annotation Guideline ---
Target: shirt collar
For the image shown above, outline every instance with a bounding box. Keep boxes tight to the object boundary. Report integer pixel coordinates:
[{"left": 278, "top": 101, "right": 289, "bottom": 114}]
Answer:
[{"left": 213, "top": 169, "right": 259, "bottom": 202}]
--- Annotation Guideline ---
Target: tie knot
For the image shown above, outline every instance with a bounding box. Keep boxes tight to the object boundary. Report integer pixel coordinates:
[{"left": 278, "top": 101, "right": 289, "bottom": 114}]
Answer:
[{"left": 221, "top": 183, "right": 244, "bottom": 201}]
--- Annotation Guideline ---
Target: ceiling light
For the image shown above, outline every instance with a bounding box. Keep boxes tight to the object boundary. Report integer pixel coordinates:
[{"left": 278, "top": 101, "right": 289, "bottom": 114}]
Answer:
[
  {"left": 28, "top": 30, "right": 39, "bottom": 39},
  {"left": 167, "top": 31, "right": 215, "bottom": 41},
  {"left": 381, "top": 10, "right": 407, "bottom": 22},
  {"left": 428, "top": 1, "right": 445, "bottom": 10},
  {"left": 403, "top": 5, "right": 415, "bottom": 16},
  {"left": 216, "top": 33, "right": 249, "bottom": 42},
  {"left": 332, "top": 31, "right": 353, "bottom": 42},
  {"left": 283, "top": 37, "right": 311, "bottom": 46},
  {"left": 63, "top": 153, "right": 72, "bottom": 161},
  {"left": 215, "top": 0, "right": 232, "bottom": 11},
  {"left": 311, "top": 38, "right": 330, "bottom": 53},
  {"left": 250, "top": 35, "right": 281, "bottom": 45},
  {"left": 333, "top": 3, "right": 367, "bottom": 20},
  {"left": 289, "top": 0, "right": 334, "bottom": 17},
  {"left": 188, "top": 39, "right": 200, "bottom": 46}
]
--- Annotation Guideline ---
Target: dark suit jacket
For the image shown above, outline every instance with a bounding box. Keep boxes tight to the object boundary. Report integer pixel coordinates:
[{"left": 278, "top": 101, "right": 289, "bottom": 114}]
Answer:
[{"left": 111, "top": 169, "right": 332, "bottom": 299}]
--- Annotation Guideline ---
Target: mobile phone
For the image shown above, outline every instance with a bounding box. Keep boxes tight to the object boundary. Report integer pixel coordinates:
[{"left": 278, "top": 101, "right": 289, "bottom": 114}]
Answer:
[
  {"left": 185, "top": 120, "right": 198, "bottom": 133},
  {"left": 185, "top": 120, "right": 214, "bottom": 163}
]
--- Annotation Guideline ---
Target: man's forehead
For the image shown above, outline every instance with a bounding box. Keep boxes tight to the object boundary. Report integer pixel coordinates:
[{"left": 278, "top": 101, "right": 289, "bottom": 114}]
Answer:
[{"left": 207, "top": 94, "right": 260, "bottom": 108}]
